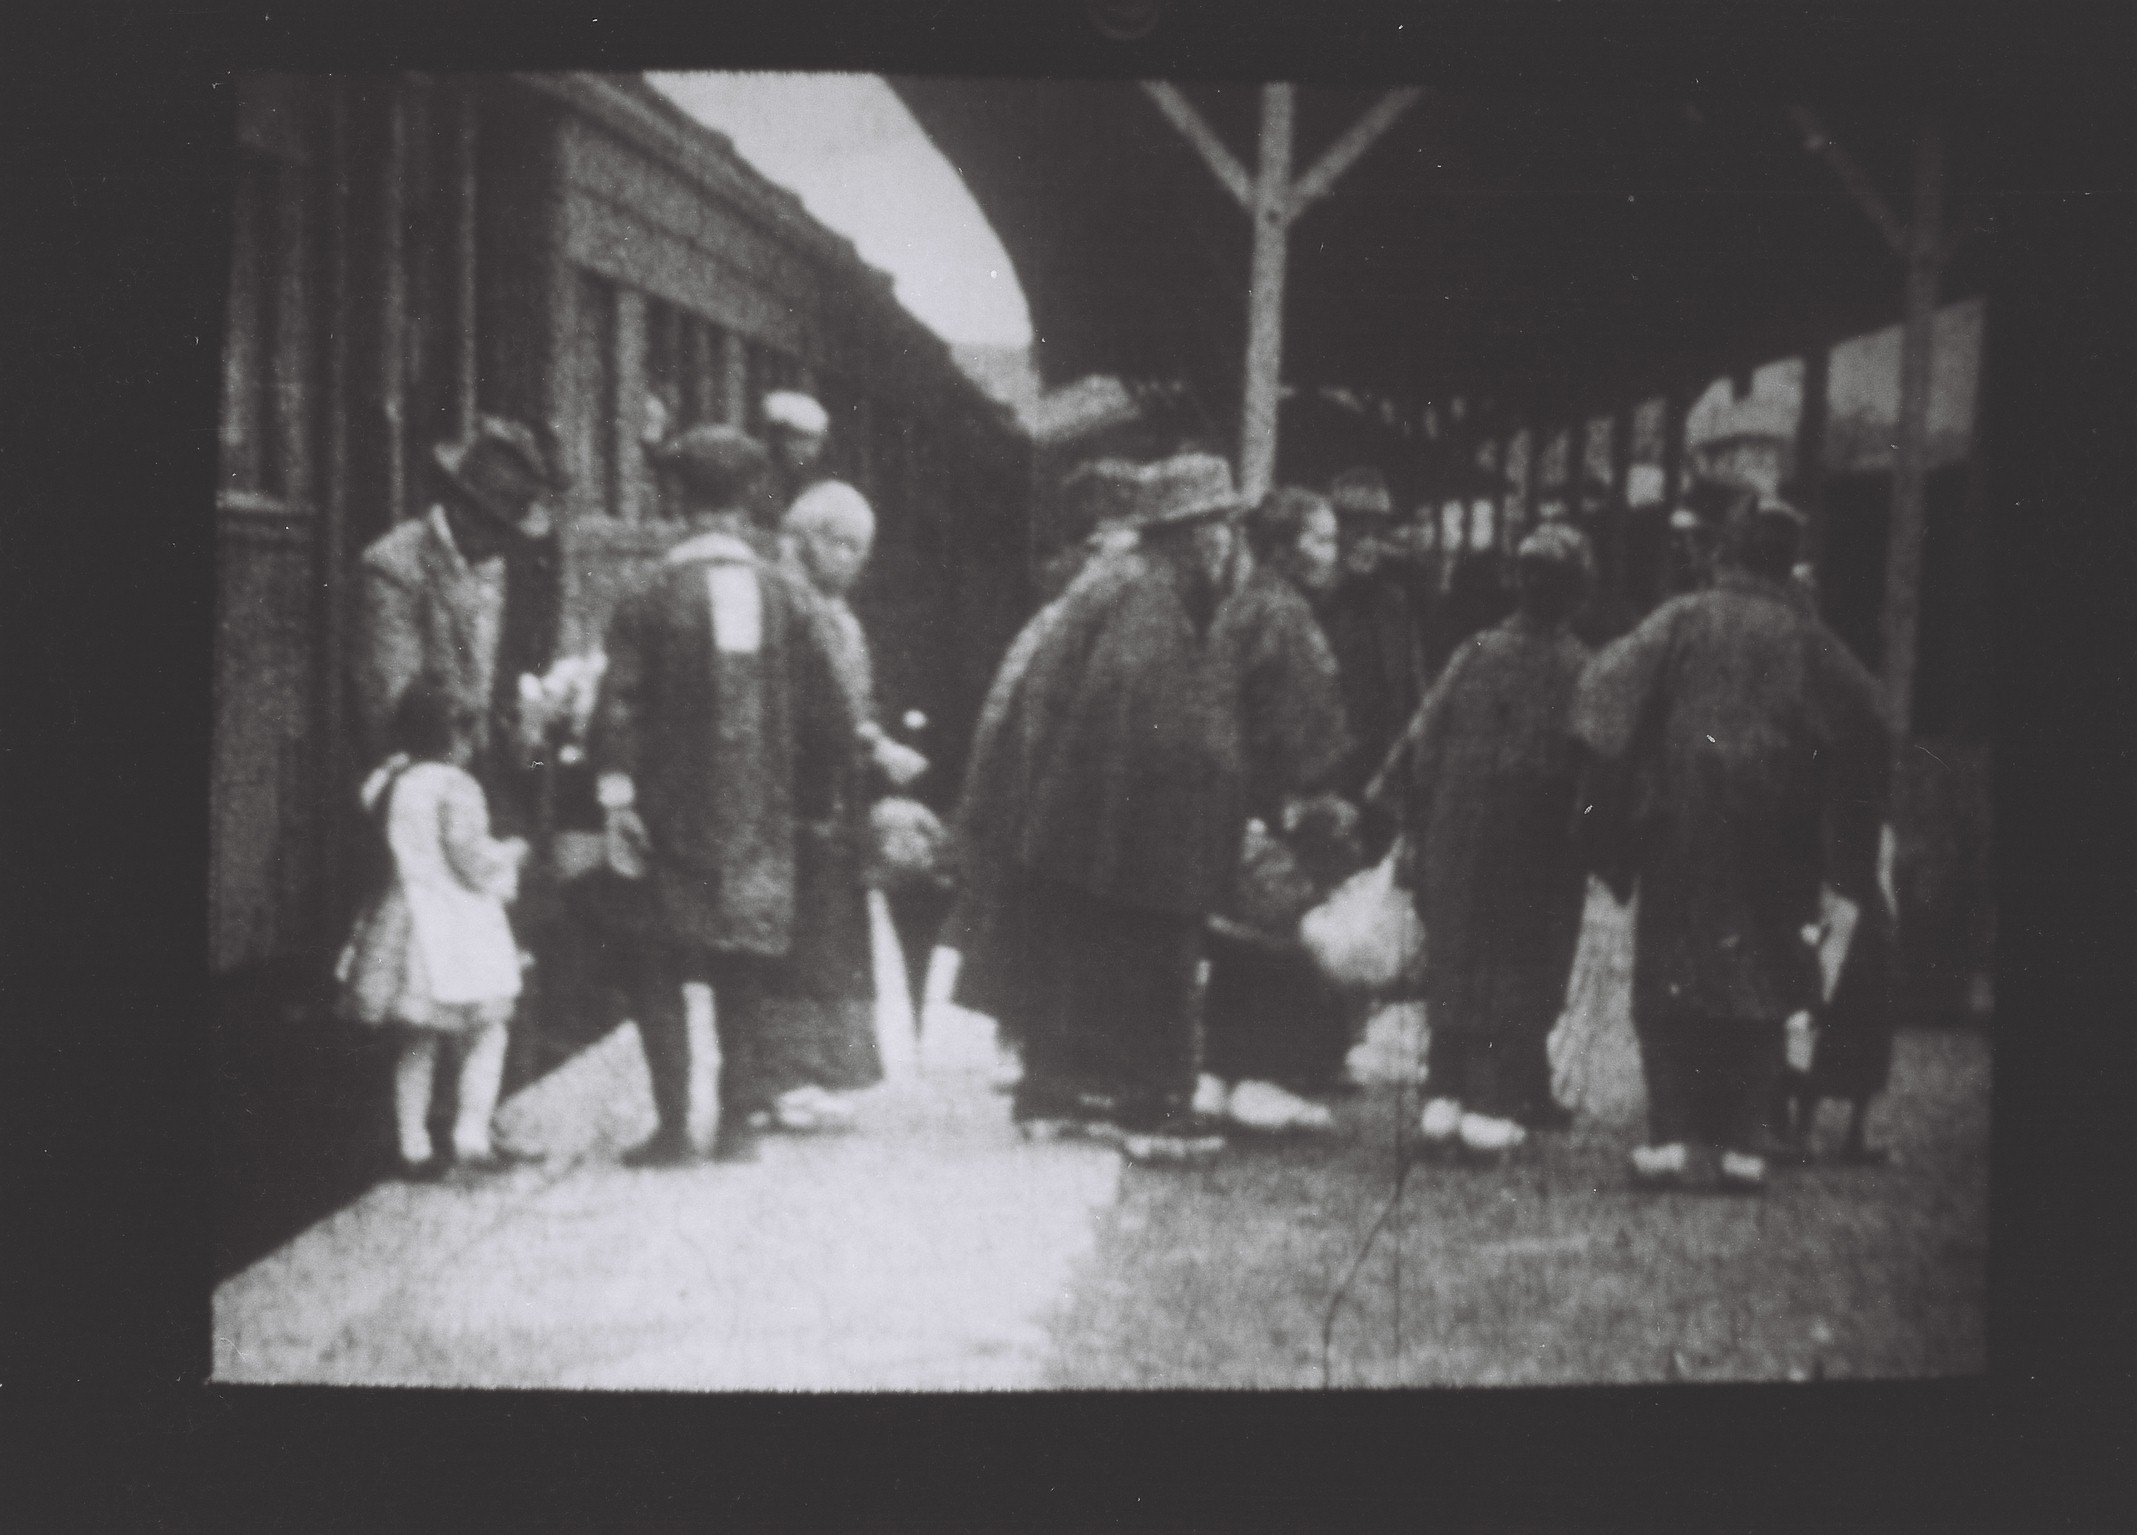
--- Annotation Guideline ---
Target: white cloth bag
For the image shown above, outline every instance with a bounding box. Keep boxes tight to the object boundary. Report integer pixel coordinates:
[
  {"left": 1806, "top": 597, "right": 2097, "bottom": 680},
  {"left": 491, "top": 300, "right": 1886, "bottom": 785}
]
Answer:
[{"left": 1300, "top": 846, "right": 1426, "bottom": 994}]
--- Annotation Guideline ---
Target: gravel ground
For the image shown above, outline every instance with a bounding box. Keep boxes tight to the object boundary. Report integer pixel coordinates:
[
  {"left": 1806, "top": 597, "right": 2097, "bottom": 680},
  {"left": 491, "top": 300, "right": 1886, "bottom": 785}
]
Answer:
[{"left": 1040, "top": 889, "right": 1990, "bottom": 1389}]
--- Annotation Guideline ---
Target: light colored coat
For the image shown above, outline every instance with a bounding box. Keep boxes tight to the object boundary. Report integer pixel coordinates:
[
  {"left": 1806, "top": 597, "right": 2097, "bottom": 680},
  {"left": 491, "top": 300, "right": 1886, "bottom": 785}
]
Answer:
[{"left": 356, "top": 509, "right": 509, "bottom": 758}]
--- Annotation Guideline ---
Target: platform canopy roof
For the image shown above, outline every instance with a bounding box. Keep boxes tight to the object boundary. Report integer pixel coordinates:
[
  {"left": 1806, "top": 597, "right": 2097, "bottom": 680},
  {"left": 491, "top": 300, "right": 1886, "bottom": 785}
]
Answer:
[{"left": 890, "top": 63, "right": 2118, "bottom": 431}]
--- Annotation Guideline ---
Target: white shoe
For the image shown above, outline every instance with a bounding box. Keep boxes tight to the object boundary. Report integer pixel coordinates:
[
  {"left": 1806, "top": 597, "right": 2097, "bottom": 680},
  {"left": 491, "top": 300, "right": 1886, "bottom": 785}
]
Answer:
[
  {"left": 1419, "top": 1097, "right": 1463, "bottom": 1143},
  {"left": 1719, "top": 1150, "right": 1768, "bottom": 1191},
  {"left": 1458, "top": 1113, "right": 1527, "bottom": 1155},
  {"left": 1193, "top": 1074, "right": 1231, "bottom": 1118},
  {"left": 1121, "top": 1128, "right": 1226, "bottom": 1164},
  {"left": 1227, "top": 1080, "right": 1331, "bottom": 1134},
  {"left": 1630, "top": 1141, "right": 1691, "bottom": 1187}
]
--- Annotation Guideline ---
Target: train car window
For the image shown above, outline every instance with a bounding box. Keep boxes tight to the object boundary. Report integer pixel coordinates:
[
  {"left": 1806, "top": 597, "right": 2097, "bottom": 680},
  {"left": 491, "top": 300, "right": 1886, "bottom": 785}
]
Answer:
[
  {"left": 573, "top": 269, "right": 620, "bottom": 520},
  {"left": 219, "top": 151, "right": 295, "bottom": 506}
]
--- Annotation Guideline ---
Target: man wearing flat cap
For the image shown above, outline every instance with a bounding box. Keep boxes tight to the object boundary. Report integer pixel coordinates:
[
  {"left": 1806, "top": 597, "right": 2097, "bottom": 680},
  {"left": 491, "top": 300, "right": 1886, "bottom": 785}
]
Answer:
[
  {"left": 590, "top": 423, "right": 861, "bottom": 1167},
  {"left": 1374, "top": 524, "right": 1598, "bottom": 1161},
  {"left": 760, "top": 389, "right": 832, "bottom": 524},
  {"left": 1572, "top": 492, "right": 1890, "bottom": 1194},
  {"left": 356, "top": 416, "right": 567, "bottom": 834},
  {"left": 953, "top": 453, "right": 1245, "bottom": 1163}
]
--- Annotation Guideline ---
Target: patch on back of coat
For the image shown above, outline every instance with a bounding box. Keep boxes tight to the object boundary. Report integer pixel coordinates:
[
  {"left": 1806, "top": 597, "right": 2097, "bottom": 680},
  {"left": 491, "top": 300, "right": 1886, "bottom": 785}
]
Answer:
[{"left": 706, "top": 566, "right": 764, "bottom": 655}]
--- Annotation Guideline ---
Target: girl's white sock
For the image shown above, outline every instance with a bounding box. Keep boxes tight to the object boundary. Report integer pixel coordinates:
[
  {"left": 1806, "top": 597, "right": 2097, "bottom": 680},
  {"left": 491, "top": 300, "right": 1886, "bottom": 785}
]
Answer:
[
  {"left": 452, "top": 1020, "right": 511, "bottom": 1159},
  {"left": 395, "top": 1037, "right": 439, "bottom": 1163}
]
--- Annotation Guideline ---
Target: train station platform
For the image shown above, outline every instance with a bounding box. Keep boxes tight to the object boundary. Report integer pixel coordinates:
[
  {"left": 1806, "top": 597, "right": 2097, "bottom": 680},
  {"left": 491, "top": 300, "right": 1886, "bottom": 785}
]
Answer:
[{"left": 213, "top": 903, "right": 1123, "bottom": 1391}]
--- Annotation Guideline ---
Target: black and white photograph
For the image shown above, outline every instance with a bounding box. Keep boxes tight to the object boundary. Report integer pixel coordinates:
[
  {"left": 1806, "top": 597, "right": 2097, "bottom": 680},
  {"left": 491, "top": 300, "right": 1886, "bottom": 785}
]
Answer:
[{"left": 187, "top": 57, "right": 2044, "bottom": 1395}]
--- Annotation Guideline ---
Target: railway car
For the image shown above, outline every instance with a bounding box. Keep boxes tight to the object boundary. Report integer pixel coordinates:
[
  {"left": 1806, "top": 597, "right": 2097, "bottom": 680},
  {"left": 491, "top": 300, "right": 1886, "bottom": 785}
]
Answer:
[{"left": 213, "top": 72, "right": 1031, "bottom": 1271}]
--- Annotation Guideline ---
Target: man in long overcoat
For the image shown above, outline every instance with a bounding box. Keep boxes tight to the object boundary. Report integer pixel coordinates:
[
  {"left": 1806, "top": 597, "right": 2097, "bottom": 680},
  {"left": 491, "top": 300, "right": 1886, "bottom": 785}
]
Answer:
[
  {"left": 945, "top": 458, "right": 1143, "bottom": 1040},
  {"left": 1385, "top": 525, "right": 1596, "bottom": 1161},
  {"left": 591, "top": 425, "right": 859, "bottom": 1166},
  {"left": 957, "top": 454, "right": 1246, "bottom": 1162},
  {"left": 1572, "top": 497, "right": 1890, "bottom": 1193}
]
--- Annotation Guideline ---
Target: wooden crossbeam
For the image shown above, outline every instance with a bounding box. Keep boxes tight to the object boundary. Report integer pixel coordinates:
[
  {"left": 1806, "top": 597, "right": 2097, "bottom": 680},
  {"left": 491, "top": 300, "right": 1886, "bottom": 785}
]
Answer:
[
  {"left": 1140, "top": 81, "right": 1253, "bottom": 211},
  {"left": 1789, "top": 105, "right": 1911, "bottom": 259},
  {"left": 1287, "top": 87, "right": 1425, "bottom": 222}
]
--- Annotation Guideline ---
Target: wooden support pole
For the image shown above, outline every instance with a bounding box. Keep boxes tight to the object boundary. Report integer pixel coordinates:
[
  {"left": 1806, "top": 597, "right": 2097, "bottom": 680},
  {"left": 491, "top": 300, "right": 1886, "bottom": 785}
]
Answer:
[
  {"left": 1793, "top": 340, "right": 1832, "bottom": 579},
  {"left": 1788, "top": 106, "right": 1910, "bottom": 260},
  {"left": 1661, "top": 384, "right": 1688, "bottom": 512},
  {"left": 1880, "top": 120, "right": 1945, "bottom": 749},
  {"left": 1608, "top": 402, "right": 1635, "bottom": 617},
  {"left": 1239, "top": 83, "right": 1294, "bottom": 503}
]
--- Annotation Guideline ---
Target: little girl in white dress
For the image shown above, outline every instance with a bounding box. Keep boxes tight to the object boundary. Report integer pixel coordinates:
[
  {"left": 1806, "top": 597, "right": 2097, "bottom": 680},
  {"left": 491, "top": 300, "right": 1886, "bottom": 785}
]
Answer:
[{"left": 339, "top": 680, "right": 530, "bottom": 1177}]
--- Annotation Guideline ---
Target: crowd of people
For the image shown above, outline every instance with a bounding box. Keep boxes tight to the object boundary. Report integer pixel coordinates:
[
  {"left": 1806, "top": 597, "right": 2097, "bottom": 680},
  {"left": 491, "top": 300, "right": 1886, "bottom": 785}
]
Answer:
[{"left": 333, "top": 394, "right": 1901, "bottom": 1197}]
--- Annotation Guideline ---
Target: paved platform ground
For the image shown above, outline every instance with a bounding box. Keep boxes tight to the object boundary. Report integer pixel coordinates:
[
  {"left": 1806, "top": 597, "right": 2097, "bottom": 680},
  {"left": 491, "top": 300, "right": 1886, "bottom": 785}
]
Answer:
[
  {"left": 214, "top": 888, "right": 1989, "bottom": 1391},
  {"left": 214, "top": 898, "right": 1122, "bottom": 1391}
]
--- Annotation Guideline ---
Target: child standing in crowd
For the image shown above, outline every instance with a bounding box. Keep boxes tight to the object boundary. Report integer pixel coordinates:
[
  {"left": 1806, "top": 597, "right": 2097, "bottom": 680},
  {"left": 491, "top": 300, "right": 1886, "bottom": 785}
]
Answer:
[{"left": 338, "top": 680, "right": 532, "bottom": 1179}]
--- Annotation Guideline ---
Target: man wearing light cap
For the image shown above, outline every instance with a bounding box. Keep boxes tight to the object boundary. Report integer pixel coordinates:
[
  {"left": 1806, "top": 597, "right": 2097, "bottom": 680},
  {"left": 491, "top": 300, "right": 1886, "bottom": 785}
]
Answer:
[
  {"left": 1380, "top": 523, "right": 1598, "bottom": 1160},
  {"left": 761, "top": 389, "right": 832, "bottom": 522},
  {"left": 1572, "top": 494, "right": 1890, "bottom": 1194}
]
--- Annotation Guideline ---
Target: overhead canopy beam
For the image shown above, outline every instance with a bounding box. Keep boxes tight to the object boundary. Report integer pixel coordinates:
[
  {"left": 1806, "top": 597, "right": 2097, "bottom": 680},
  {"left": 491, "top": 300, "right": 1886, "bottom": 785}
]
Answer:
[
  {"left": 1288, "top": 88, "right": 1424, "bottom": 221},
  {"left": 1789, "top": 105, "right": 1910, "bottom": 260},
  {"left": 1140, "top": 82, "right": 1253, "bottom": 211},
  {"left": 1142, "top": 82, "right": 1427, "bottom": 498}
]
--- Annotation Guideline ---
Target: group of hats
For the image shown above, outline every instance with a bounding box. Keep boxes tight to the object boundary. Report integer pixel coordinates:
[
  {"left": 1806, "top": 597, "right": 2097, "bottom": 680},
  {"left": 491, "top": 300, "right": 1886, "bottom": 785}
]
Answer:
[
  {"left": 1064, "top": 454, "right": 1250, "bottom": 533},
  {"left": 437, "top": 395, "right": 840, "bottom": 530}
]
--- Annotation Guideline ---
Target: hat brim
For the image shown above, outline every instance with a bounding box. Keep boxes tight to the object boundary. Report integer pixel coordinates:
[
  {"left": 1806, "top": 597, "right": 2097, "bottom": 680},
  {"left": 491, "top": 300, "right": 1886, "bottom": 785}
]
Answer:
[
  {"left": 433, "top": 440, "right": 541, "bottom": 532},
  {"left": 1133, "top": 494, "right": 1244, "bottom": 530}
]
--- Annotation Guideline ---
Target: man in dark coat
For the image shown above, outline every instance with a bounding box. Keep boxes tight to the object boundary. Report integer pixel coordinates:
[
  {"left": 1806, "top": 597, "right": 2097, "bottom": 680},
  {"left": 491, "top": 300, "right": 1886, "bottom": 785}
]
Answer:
[
  {"left": 956, "top": 454, "right": 1246, "bottom": 1163},
  {"left": 1572, "top": 497, "right": 1890, "bottom": 1193},
  {"left": 1315, "top": 466, "right": 1426, "bottom": 853},
  {"left": 591, "top": 425, "right": 859, "bottom": 1166},
  {"left": 945, "top": 459, "right": 1143, "bottom": 1043},
  {"left": 1385, "top": 525, "right": 1596, "bottom": 1160}
]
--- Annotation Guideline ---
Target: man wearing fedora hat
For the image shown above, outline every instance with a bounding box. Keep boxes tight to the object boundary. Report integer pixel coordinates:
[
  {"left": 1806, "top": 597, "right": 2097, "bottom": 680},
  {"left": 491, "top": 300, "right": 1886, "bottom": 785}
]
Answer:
[
  {"left": 955, "top": 453, "right": 1245, "bottom": 1163},
  {"left": 353, "top": 415, "right": 567, "bottom": 1165},
  {"left": 1572, "top": 493, "right": 1890, "bottom": 1194},
  {"left": 356, "top": 416, "right": 566, "bottom": 813}
]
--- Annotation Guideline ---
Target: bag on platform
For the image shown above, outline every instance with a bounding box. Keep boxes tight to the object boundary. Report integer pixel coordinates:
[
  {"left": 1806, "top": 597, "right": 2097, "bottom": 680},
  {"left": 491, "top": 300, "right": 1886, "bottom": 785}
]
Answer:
[{"left": 1300, "top": 841, "right": 1427, "bottom": 994}]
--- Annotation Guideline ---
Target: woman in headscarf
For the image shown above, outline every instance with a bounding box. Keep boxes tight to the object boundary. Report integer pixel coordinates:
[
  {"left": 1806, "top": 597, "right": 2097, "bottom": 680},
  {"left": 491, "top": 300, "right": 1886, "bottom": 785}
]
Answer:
[
  {"left": 1199, "top": 487, "right": 1359, "bottom": 1133},
  {"left": 754, "top": 479, "right": 926, "bottom": 1132}
]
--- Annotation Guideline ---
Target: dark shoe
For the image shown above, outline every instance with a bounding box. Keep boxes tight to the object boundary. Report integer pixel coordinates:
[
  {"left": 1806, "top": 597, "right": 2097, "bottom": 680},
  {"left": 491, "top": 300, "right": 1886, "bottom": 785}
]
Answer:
[
  {"left": 708, "top": 1125, "right": 761, "bottom": 1164},
  {"left": 455, "top": 1143, "right": 545, "bottom": 1175},
  {"left": 620, "top": 1131, "right": 696, "bottom": 1169},
  {"left": 1834, "top": 1143, "right": 1892, "bottom": 1167},
  {"left": 1521, "top": 1098, "right": 1577, "bottom": 1133},
  {"left": 394, "top": 1155, "right": 447, "bottom": 1183}
]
